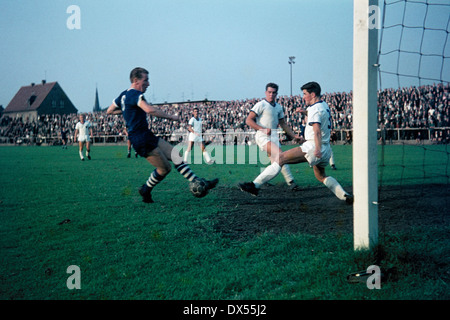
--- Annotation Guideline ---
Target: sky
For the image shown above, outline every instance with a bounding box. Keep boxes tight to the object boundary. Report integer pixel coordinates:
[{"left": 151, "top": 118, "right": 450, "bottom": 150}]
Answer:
[{"left": 0, "top": 0, "right": 448, "bottom": 113}]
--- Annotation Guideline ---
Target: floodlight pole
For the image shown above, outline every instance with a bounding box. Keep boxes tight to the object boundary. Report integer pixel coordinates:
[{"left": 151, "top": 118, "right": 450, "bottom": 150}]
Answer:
[
  {"left": 353, "top": 0, "right": 379, "bottom": 250},
  {"left": 288, "top": 56, "right": 295, "bottom": 96}
]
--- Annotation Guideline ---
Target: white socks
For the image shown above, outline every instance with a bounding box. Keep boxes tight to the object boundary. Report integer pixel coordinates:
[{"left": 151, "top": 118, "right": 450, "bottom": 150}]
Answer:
[
  {"left": 323, "top": 176, "right": 347, "bottom": 200},
  {"left": 183, "top": 150, "right": 213, "bottom": 164},
  {"left": 253, "top": 162, "right": 281, "bottom": 188},
  {"left": 203, "top": 151, "right": 213, "bottom": 164},
  {"left": 281, "top": 164, "right": 295, "bottom": 185},
  {"left": 183, "top": 151, "right": 190, "bottom": 163},
  {"left": 252, "top": 163, "right": 294, "bottom": 188},
  {"left": 252, "top": 163, "right": 348, "bottom": 202}
]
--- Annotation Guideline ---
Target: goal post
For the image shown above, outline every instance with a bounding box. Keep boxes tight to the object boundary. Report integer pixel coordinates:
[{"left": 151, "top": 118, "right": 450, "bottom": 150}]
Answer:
[{"left": 352, "top": 0, "right": 379, "bottom": 250}]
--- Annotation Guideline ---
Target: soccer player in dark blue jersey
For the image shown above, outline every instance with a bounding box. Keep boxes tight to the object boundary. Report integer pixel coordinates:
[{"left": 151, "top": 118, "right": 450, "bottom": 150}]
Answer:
[{"left": 107, "top": 67, "right": 218, "bottom": 203}]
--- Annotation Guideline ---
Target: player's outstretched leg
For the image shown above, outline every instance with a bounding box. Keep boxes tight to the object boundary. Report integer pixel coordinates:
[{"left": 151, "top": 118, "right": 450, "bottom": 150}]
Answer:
[
  {"left": 320, "top": 173, "right": 353, "bottom": 205},
  {"left": 138, "top": 145, "right": 172, "bottom": 203},
  {"left": 281, "top": 165, "right": 300, "bottom": 191},
  {"left": 344, "top": 193, "right": 354, "bottom": 205},
  {"left": 239, "top": 162, "right": 282, "bottom": 196},
  {"left": 139, "top": 169, "right": 166, "bottom": 203},
  {"left": 238, "top": 181, "right": 259, "bottom": 196},
  {"left": 158, "top": 138, "right": 219, "bottom": 193},
  {"left": 204, "top": 177, "right": 219, "bottom": 190},
  {"left": 174, "top": 162, "right": 218, "bottom": 192}
]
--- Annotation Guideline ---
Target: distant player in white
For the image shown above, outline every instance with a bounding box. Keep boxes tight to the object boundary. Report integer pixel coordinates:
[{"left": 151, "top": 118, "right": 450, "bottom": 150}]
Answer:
[
  {"left": 183, "top": 107, "right": 214, "bottom": 164},
  {"left": 240, "top": 82, "right": 353, "bottom": 204},
  {"left": 74, "top": 114, "right": 93, "bottom": 161},
  {"left": 241, "top": 82, "right": 301, "bottom": 194}
]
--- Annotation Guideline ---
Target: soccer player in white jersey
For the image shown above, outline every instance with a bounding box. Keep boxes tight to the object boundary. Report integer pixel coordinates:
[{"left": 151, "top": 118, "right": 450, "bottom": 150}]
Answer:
[
  {"left": 74, "top": 114, "right": 93, "bottom": 161},
  {"left": 183, "top": 107, "right": 214, "bottom": 164},
  {"left": 241, "top": 82, "right": 302, "bottom": 192},
  {"left": 240, "top": 81, "right": 353, "bottom": 204}
]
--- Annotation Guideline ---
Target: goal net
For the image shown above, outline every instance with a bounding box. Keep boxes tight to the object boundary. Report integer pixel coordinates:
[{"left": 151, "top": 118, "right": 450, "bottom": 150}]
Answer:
[{"left": 353, "top": 0, "right": 449, "bottom": 249}]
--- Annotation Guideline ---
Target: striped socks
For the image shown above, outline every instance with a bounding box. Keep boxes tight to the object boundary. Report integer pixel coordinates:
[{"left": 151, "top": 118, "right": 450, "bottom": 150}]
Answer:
[
  {"left": 175, "top": 162, "right": 198, "bottom": 182},
  {"left": 145, "top": 162, "right": 198, "bottom": 192},
  {"left": 146, "top": 169, "right": 166, "bottom": 189}
]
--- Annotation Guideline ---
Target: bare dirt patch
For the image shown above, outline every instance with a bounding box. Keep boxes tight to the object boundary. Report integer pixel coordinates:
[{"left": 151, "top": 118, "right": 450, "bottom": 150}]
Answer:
[{"left": 213, "top": 183, "right": 449, "bottom": 241}]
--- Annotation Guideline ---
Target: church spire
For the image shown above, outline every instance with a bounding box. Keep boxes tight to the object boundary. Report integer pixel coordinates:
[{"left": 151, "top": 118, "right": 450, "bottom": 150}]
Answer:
[{"left": 93, "top": 85, "right": 101, "bottom": 112}]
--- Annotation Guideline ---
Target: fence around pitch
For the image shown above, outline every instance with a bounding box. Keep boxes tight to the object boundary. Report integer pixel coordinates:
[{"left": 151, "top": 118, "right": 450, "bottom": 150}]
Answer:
[{"left": 0, "top": 127, "right": 449, "bottom": 146}]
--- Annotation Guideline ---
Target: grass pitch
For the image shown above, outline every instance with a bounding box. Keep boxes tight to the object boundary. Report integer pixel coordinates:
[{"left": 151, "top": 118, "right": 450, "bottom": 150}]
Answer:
[{"left": 0, "top": 144, "right": 448, "bottom": 300}]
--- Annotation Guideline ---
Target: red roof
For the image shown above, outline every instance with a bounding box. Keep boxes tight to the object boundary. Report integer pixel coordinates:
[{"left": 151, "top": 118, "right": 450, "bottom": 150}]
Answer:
[{"left": 4, "top": 81, "right": 57, "bottom": 113}]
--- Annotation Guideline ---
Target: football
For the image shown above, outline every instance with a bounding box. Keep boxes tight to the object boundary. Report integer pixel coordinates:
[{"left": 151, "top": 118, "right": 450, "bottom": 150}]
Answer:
[{"left": 189, "top": 178, "right": 209, "bottom": 198}]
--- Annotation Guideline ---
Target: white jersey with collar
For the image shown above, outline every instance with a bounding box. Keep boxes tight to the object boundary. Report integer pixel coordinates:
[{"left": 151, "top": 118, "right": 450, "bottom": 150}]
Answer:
[
  {"left": 250, "top": 99, "right": 284, "bottom": 130},
  {"left": 304, "top": 100, "right": 331, "bottom": 143},
  {"left": 188, "top": 116, "right": 203, "bottom": 133},
  {"left": 75, "top": 121, "right": 91, "bottom": 138}
]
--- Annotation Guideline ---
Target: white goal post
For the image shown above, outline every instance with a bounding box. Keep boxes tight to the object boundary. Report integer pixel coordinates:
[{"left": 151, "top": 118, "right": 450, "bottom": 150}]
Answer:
[{"left": 353, "top": 0, "right": 379, "bottom": 250}]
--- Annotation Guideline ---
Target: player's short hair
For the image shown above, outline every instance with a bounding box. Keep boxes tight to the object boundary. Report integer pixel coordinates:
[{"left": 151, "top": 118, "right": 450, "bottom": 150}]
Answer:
[
  {"left": 193, "top": 107, "right": 199, "bottom": 112},
  {"left": 301, "top": 82, "right": 321, "bottom": 97},
  {"left": 266, "top": 83, "right": 279, "bottom": 92},
  {"left": 130, "top": 67, "right": 149, "bottom": 83}
]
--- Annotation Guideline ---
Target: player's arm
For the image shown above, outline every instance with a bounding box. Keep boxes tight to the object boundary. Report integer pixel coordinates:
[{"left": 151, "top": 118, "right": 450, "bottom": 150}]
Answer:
[
  {"left": 187, "top": 124, "right": 197, "bottom": 135},
  {"left": 312, "top": 123, "right": 322, "bottom": 158},
  {"left": 295, "top": 107, "right": 307, "bottom": 115},
  {"left": 279, "top": 118, "right": 302, "bottom": 142},
  {"left": 106, "top": 103, "right": 122, "bottom": 115},
  {"left": 138, "top": 99, "right": 179, "bottom": 121},
  {"left": 246, "top": 111, "right": 270, "bottom": 135},
  {"left": 186, "top": 118, "right": 194, "bottom": 133}
]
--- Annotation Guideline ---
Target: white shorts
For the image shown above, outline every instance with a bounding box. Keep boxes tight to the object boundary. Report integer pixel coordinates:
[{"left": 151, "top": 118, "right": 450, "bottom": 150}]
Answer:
[
  {"left": 255, "top": 131, "right": 280, "bottom": 152},
  {"left": 300, "top": 141, "right": 331, "bottom": 167},
  {"left": 188, "top": 132, "right": 203, "bottom": 143},
  {"left": 78, "top": 136, "right": 91, "bottom": 143}
]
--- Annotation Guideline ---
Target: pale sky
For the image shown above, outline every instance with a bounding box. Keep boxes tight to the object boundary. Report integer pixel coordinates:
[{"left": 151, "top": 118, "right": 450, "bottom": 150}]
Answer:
[{"left": 0, "top": 0, "right": 448, "bottom": 113}]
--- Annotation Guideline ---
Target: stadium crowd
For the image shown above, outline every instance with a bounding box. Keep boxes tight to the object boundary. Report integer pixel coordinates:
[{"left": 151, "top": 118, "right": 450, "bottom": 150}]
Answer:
[{"left": 0, "top": 83, "right": 448, "bottom": 145}]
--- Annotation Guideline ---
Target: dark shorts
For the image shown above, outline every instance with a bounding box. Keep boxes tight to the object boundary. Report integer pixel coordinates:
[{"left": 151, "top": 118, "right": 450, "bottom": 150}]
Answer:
[{"left": 129, "top": 130, "right": 160, "bottom": 158}]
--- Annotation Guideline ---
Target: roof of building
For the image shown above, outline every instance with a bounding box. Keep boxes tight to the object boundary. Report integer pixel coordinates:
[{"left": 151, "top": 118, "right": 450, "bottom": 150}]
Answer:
[{"left": 4, "top": 81, "right": 57, "bottom": 113}]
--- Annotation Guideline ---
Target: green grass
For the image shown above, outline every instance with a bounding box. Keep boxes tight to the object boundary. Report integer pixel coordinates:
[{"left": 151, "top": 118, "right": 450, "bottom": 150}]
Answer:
[{"left": 0, "top": 144, "right": 448, "bottom": 300}]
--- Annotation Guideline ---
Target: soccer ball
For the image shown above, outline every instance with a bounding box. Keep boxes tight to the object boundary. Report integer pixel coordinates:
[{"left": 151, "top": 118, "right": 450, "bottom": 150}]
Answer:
[{"left": 189, "top": 178, "right": 209, "bottom": 198}]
